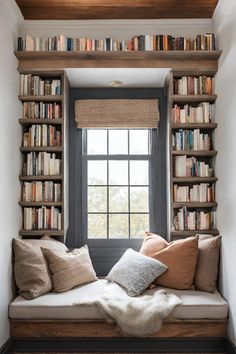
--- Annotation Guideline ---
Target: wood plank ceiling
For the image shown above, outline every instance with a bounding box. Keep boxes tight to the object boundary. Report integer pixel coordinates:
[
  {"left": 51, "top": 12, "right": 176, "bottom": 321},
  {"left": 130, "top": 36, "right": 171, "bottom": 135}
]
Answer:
[{"left": 15, "top": 0, "right": 218, "bottom": 20}]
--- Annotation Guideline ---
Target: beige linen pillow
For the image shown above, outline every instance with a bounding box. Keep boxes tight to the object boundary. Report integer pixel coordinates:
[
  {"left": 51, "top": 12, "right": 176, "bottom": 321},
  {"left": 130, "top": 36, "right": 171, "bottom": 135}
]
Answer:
[
  {"left": 13, "top": 236, "right": 68, "bottom": 300},
  {"left": 140, "top": 233, "right": 199, "bottom": 290},
  {"left": 41, "top": 245, "right": 98, "bottom": 292},
  {"left": 194, "top": 235, "right": 221, "bottom": 292}
]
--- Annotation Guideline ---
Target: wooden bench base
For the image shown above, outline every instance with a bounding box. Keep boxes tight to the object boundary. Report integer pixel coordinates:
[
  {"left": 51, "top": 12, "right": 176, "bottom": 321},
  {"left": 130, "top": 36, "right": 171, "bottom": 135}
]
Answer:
[{"left": 10, "top": 319, "right": 227, "bottom": 338}]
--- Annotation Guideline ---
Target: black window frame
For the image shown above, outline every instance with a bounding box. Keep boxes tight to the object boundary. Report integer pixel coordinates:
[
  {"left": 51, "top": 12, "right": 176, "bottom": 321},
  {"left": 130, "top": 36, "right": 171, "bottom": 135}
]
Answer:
[{"left": 67, "top": 88, "right": 167, "bottom": 275}]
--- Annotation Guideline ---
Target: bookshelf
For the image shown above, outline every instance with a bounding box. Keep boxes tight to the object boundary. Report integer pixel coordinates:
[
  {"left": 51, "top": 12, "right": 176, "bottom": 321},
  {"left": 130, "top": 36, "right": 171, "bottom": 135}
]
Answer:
[
  {"left": 167, "top": 71, "right": 219, "bottom": 239},
  {"left": 15, "top": 48, "right": 221, "bottom": 241},
  {"left": 18, "top": 71, "right": 68, "bottom": 239}
]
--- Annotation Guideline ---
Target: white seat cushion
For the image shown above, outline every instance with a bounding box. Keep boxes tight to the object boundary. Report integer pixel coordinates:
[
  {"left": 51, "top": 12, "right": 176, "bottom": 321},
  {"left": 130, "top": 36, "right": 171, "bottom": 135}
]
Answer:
[{"left": 9, "top": 279, "right": 228, "bottom": 320}]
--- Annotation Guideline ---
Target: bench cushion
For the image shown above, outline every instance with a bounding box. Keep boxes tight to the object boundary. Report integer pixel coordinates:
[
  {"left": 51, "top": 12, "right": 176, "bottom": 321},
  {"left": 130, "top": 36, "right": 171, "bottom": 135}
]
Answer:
[{"left": 9, "top": 279, "right": 228, "bottom": 321}]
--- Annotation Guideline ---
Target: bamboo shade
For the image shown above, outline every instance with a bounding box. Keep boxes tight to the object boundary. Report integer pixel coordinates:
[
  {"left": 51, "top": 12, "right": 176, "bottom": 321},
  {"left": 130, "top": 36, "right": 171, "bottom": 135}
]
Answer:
[{"left": 74, "top": 99, "right": 159, "bottom": 128}]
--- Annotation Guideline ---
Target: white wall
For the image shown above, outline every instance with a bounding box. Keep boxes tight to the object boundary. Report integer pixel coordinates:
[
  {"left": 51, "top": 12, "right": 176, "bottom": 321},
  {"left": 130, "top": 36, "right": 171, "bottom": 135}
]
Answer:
[
  {"left": 0, "top": 0, "right": 23, "bottom": 348},
  {"left": 20, "top": 19, "right": 213, "bottom": 40},
  {"left": 213, "top": 0, "right": 236, "bottom": 346}
]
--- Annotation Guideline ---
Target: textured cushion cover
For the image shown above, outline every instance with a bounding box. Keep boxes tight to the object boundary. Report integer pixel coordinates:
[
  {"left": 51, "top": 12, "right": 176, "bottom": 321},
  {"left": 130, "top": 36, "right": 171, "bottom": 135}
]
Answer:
[
  {"left": 140, "top": 233, "right": 199, "bottom": 290},
  {"left": 42, "top": 245, "right": 98, "bottom": 292},
  {"left": 13, "top": 236, "right": 68, "bottom": 300},
  {"left": 9, "top": 279, "right": 228, "bottom": 320},
  {"left": 194, "top": 235, "right": 221, "bottom": 293},
  {"left": 106, "top": 248, "right": 167, "bottom": 296}
]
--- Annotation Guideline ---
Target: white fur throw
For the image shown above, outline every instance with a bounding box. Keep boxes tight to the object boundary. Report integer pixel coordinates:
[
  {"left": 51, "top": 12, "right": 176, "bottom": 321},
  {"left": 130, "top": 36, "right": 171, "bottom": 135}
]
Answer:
[{"left": 74, "top": 282, "right": 181, "bottom": 336}]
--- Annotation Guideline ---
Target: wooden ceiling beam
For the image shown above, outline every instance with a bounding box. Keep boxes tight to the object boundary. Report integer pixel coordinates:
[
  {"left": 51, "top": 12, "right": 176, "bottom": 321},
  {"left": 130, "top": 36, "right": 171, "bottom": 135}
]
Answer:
[{"left": 15, "top": 0, "right": 218, "bottom": 20}]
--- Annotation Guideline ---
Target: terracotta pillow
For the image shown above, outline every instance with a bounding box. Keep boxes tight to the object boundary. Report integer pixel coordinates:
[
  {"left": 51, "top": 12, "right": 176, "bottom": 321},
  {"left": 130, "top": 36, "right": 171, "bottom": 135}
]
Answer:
[
  {"left": 13, "top": 236, "right": 68, "bottom": 300},
  {"left": 140, "top": 233, "right": 199, "bottom": 290},
  {"left": 41, "top": 245, "right": 98, "bottom": 292},
  {"left": 194, "top": 235, "right": 221, "bottom": 293}
]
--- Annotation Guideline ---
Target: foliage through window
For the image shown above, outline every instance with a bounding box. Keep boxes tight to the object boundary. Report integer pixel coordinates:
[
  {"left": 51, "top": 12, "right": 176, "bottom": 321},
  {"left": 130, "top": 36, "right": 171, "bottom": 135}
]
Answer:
[{"left": 83, "top": 129, "right": 151, "bottom": 239}]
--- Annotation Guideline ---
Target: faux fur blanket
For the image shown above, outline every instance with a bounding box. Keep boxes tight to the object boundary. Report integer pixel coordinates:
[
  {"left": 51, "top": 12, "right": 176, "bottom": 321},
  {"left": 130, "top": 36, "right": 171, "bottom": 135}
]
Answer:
[{"left": 74, "top": 282, "right": 181, "bottom": 336}]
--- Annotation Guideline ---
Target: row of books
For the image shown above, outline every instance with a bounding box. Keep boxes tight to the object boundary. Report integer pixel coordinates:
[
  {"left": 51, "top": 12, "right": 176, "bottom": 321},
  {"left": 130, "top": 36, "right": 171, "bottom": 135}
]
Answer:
[
  {"left": 17, "top": 33, "right": 216, "bottom": 52},
  {"left": 174, "top": 76, "right": 214, "bottom": 95},
  {"left": 22, "top": 102, "right": 62, "bottom": 119},
  {"left": 23, "top": 125, "right": 61, "bottom": 147},
  {"left": 20, "top": 75, "right": 61, "bottom": 96},
  {"left": 174, "top": 207, "right": 216, "bottom": 231},
  {"left": 172, "top": 129, "right": 211, "bottom": 151},
  {"left": 173, "top": 207, "right": 216, "bottom": 231},
  {"left": 23, "top": 152, "right": 61, "bottom": 176},
  {"left": 172, "top": 103, "right": 214, "bottom": 124},
  {"left": 173, "top": 183, "right": 215, "bottom": 203},
  {"left": 23, "top": 206, "right": 62, "bottom": 230},
  {"left": 22, "top": 181, "right": 62, "bottom": 202},
  {"left": 175, "top": 156, "right": 213, "bottom": 177}
]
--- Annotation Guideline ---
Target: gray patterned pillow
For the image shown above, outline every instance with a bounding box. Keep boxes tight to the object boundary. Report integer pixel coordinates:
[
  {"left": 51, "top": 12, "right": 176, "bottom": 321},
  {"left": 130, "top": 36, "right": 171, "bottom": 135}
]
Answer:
[{"left": 106, "top": 248, "right": 168, "bottom": 296}]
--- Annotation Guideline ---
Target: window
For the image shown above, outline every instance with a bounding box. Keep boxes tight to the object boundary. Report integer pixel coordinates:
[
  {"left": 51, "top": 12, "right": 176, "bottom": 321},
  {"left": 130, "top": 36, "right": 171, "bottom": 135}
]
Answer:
[{"left": 83, "top": 129, "right": 151, "bottom": 239}]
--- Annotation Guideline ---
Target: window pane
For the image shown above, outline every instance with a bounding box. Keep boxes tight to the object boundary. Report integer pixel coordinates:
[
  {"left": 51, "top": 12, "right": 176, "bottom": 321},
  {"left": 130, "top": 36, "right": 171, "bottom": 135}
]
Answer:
[
  {"left": 87, "top": 130, "right": 107, "bottom": 155},
  {"left": 109, "top": 161, "right": 128, "bottom": 185},
  {"left": 88, "top": 214, "right": 107, "bottom": 238},
  {"left": 109, "top": 214, "right": 129, "bottom": 238},
  {"left": 88, "top": 161, "right": 107, "bottom": 185},
  {"left": 129, "top": 130, "right": 149, "bottom": 155},
  {"left": 88, "top": 187, "right": 107, "bottom": 212},
  {"left": 130, "top": 161, "right": 149, "bottom": 185},
  {"left": 130, "top": 187, "right": 149, "bottom": 212},
  {"left": 109, "top": 130, "right": 128, "bottom": 155},
  {"left": 130, "top": 214, "right": 149, "bottom": 238},
  {"left": 109, "top": 187, "right": 128, "bottom": 212}
]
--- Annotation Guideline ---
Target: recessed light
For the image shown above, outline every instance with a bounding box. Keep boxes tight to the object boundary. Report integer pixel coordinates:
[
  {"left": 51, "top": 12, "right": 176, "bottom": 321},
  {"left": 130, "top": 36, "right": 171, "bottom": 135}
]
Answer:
[{"left": 110, "top": 80, "right": 122, "bottom": 87}]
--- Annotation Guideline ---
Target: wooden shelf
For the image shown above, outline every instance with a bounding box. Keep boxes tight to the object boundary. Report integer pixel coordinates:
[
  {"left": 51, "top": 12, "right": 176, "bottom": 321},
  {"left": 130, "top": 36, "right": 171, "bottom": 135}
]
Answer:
[
  {"left": 19, "top": 175, "right": 63, "bottom": 181},
  {"left": 172, "top": 177, "right": 217, "bottom": 183},
  {"left": 20, "top": 146, "right": 62, "bottom": 152},
  {"left": 19, "top": 230, "right": 64, "bottom": 237},
  {"left": 172, "top": 150, "right": 217, "bottom": 156},
  {"left": 15, "top": 50, "right": 222, "bottom": 61},
  {"left": 19, "top": 201, "right": 62, "bottom": 207},
  {"left": 18, "top": 95, "right": 63, "bottom": 102},
  {"left": 171, "top": 229, "right": 220, "bottom": 237},
  {"left": 171, "top": 95, "right": 217, "bottom": 103},
  {"left": 171, "top": 123, "right": 217, "bottom": 130},
  {"left": 172, "top": 202, "right": 217, "bottom": 208},
  {"left": 19, "top": 118, "right": 63, "bottom": 125}
]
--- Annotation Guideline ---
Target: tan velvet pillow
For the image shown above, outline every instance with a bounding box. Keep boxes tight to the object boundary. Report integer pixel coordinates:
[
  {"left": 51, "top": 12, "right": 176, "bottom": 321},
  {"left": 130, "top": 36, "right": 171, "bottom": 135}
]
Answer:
[
  {"left": 13, "top": 236, "right": 68, "bottom": 300},
  {"left": 194, "top": 235, "right": 221, "bottom": 293},
  {"left": 140, "top": 233, "right": 199, "bottom": 290},
  {"left": 41, "top": 245, "right": 98, "bottom": 292}
]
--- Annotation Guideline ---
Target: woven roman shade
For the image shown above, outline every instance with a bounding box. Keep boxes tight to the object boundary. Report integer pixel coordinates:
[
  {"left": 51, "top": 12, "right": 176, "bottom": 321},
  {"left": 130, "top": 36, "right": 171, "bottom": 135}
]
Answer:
[{"left": 74, "top": 99, "right": 159, "bottom": 128}]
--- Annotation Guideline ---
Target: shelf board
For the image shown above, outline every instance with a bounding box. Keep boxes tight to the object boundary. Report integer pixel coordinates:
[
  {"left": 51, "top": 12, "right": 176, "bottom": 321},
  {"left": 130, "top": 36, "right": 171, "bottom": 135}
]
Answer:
[
  {"left": 18, "top": 95, "right": 63, "bottom": 102},
  {"left": 19, "top": 118, "right": 63, "bottom": 125},
  {"left": 172, "top": 150, "right": 217, "bottom": 156},
  {"left": 15, "top": 50, "right": 222, "bottom": 61},
  {"left": 172, "top": 202, "right": 217, "bottom": 208},
  {"left": 172, "top": 177, "right": 217, "bottom": 183},
  {"left": 19, "top": 175, "right": 63, "bottom": 181},
  {"left": 171, "top": 123, "right": 217, "bottom": 130},
  {"left": 19, "top": 201, "right": 62, "bottom": 207},
  {"left": 19, "top": 230, "right": 64, "bottom": 237},
  {"left": 171, "top": 229, "right": 219, "bottom": 237},
  {"left": 20, "top": 146, "right": 62, "bottom": 152},
  {"left": 171, "top": 95, "right": 217, "bottom": 103}
]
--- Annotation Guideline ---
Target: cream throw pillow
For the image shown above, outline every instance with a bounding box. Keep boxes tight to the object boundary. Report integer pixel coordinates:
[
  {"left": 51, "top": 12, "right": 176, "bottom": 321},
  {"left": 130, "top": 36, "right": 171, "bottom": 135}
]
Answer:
[
  {"left": 41, "top": 245, "right": 98, "bottom": 292},
  {"left": 13, "top": 236, "right": 68, "bottom": 300}
]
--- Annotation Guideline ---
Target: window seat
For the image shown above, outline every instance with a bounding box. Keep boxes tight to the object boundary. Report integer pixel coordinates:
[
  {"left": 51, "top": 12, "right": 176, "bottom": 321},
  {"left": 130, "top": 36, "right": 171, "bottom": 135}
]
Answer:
[{"left": 9, "top": 279, "right": 228, "bottom": 338}]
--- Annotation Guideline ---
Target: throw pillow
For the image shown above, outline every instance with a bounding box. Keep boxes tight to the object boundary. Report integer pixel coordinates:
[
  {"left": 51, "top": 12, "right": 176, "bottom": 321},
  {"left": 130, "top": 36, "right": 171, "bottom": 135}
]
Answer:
[
  {"left": 140, "top": 233, "right": 199, "bottom": 290},
  {"left": 194, "top": 235, "right": 221, "bottom": 292},
  {"left": 13, "top": 236, "right": 68, "bottom": 300},
  {"left": 41, "top": 245, "right": 98, "bottom": 292},
  {"left": 106, "top": 248, "right": 168, "bottom": 297}
]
